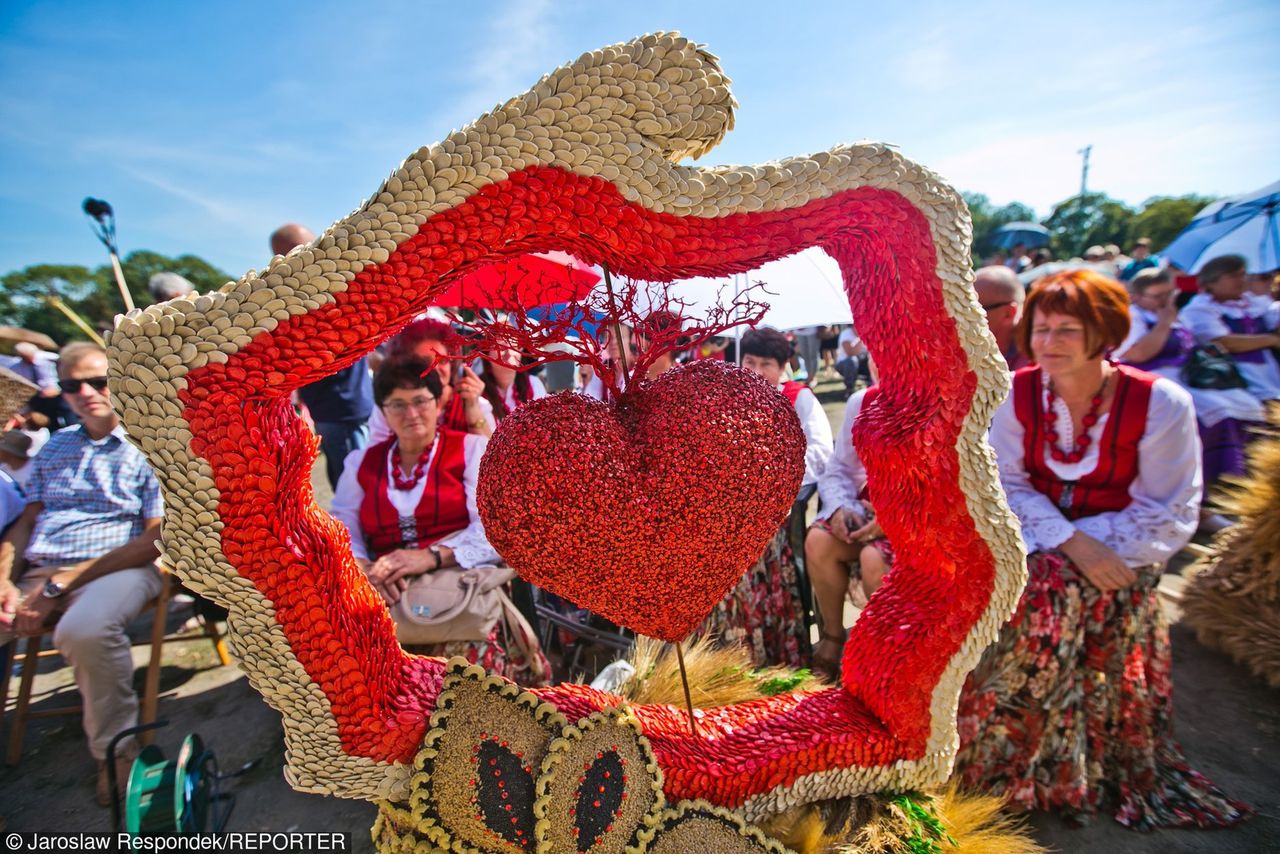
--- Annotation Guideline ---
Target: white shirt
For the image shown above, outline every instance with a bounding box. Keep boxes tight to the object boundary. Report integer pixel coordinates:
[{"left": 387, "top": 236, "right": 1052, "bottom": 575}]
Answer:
[
  {"left": 785, "top": 382, "right": 833, "bottom": 486},
  {"left": 0, "top": 469, "right": 23, "bottom": 530},
  {"left": 367, "top": 395, "right": 496, "bottom": 445},
  {"left": 816, "top": 388, "right": 872, "bottom": 522},
  {"left": 989, "top": 374, "right": 1201, "bottom": 567},
  {"left": 496, "top": 375, "right": 547, "bottom": 414},
  {"left": 837, "top": 327, "right": 863, "bottom": 358},
  {"left": 329, "top": 432, "right": 499, "bottom": 568},
  {"left": 1115, "top": 305, "right": 1264, "bottom": 427},
  {"left": 1179, "top": 292, "right": 1280, "bottom": 401}
]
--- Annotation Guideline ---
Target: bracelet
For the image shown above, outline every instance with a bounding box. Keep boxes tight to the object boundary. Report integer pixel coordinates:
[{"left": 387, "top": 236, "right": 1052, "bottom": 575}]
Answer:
[{"left": 428, "top": 546, "right": 443, "bottom": 570}]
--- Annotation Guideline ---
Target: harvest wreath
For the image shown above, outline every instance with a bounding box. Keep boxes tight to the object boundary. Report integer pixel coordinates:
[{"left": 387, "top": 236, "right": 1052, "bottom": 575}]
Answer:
[{"left": 106, "top": 32, "right": 1029, "bottom": 852}]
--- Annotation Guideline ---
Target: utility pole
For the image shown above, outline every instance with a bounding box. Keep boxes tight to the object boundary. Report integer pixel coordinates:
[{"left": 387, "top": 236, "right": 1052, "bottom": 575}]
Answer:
[{"left": 1077, "top": 145, "right": 1092, "bottom": 197}]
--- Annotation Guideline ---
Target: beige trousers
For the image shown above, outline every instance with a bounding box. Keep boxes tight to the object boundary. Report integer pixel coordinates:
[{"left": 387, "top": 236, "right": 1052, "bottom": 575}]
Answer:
[{"left": 2, "top": 564, "right": 162, "bottom": 759}]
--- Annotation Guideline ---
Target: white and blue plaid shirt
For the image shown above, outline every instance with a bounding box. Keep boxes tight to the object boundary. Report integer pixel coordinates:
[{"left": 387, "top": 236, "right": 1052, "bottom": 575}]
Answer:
[{"left": 23, "top": 423, "right": 162, "bottom": 567}]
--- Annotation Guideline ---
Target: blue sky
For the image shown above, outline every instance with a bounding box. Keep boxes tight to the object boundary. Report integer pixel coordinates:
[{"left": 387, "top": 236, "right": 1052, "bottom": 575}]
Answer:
[{"left": 1, "top": 0, "right": 1276, "bottom": 279}]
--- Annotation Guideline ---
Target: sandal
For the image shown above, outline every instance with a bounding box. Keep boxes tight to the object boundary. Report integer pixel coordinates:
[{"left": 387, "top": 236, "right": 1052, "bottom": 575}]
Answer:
[{"left": 812, "top": 629, "right": 847, "bottom": 683}]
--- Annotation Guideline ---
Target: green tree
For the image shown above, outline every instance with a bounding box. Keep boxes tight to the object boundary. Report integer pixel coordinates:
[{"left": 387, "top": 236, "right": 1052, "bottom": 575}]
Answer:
[
  {"left": 1130, "top": 195, "right": 1216, "bottom": 250},
  {"left": 1043, "top": 193, "right": 1136, "bottom": 258},
  {"left": 962, "top": 192, "right": 1038, "bottom": 262},
  {"left": 0, "top": 251, "right": 232, "bottom": 346}
]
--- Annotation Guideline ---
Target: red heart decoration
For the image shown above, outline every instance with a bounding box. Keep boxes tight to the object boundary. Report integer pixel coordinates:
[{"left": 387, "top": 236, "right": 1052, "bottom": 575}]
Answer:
[{"left": 477, "top": 359, "right": 805, "bottom": 641}]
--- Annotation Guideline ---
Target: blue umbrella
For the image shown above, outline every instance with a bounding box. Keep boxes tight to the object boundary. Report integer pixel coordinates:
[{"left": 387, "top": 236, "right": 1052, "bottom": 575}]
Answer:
[
  {"left": 1161, "top": 180, "right": 1280, "bottom": 274},
  {"left": 525, "top": 302, "right": 602, "bottom": 339},
  {"left": 990, "top": 221, "right": 1050, "bottom": 250}
]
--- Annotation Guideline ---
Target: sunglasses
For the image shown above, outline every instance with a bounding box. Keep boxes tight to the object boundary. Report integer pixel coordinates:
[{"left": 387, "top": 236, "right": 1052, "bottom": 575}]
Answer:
[{"left": 58, "top": 376, "right": 110, "bottom": 394}]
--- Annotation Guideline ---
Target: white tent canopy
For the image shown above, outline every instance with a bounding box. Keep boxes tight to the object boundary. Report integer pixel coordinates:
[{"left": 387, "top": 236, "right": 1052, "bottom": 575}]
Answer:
[{"left": 614, "top": 247, "right": 854, "bottom": 333}]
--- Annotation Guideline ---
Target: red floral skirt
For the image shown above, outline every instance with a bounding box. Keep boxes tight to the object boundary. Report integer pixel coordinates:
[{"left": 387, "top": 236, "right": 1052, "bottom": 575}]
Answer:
[
  {"left": 953, "top": 550, "right": 1251, "bottom": 830},
  {"left": 700, "top": 525, "right": 811, "bottom": 669}
]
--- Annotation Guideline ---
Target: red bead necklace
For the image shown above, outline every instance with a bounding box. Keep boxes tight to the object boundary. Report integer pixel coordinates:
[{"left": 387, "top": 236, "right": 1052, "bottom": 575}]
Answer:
[
  {"left": 391, "top": 437, "right": 437, "bottom": 491},
  {"left": 1043, "top": 372, "right": 1109, "bottom": 464}
]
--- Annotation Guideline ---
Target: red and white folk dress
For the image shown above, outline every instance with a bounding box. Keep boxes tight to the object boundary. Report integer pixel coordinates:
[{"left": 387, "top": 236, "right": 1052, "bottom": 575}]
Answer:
[
  {"left": 954, "top": 364, "right": 1250, "bottom": 829},
  {"left": 700, "top": 379, "right": 833, "bottom": 669},
  {"left": 329, "top": 430, "right": 544, "bottom": 685}
]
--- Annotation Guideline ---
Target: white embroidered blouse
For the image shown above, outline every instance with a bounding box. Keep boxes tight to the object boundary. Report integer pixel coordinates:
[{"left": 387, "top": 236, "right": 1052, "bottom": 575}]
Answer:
[
  {"left": 988, "top": 373, "right": 1201, "bottom": 567},
  {"left": 329, "top": 432, "right": 500, "bottom": 568}
]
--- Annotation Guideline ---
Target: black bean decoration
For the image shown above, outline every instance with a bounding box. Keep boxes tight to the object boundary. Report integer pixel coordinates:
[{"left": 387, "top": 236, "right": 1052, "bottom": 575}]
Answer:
[
  {"left": 573, "top": 749, "right": 627, "bottom": 851},
  {"left": 475, "top": 738, "right": 536, "bottom": 849}
]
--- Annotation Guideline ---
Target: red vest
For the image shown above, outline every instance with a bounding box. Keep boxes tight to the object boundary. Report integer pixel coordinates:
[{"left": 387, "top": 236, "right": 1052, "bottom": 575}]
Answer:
[
  {"left": 356, "top": 431, "right": 470, "bottom": 559},
  {"left": 440, "top": 394, "right": 469, "bottom": 432},
  {"left": 1012, "top": 364, "right": 1155, "bottom": 520},
  {"left": 780, "top": 380, "right": 806, "bottom": 407}
]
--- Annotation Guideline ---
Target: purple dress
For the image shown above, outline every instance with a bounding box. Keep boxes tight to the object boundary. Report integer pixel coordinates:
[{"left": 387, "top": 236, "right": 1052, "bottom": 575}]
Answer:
[{"left": 1118, "top": 307, "right": 1264, "bottom": 485}]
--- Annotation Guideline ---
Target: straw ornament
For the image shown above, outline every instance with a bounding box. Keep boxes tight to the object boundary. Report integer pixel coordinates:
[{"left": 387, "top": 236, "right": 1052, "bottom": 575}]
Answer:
[{"left": 106, "top": 30, "right": 1025, "bottom": 844}]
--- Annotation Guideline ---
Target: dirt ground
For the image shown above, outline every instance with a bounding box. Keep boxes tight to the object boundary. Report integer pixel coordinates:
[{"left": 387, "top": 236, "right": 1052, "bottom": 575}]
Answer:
[{"left": 1, "top": 374, "right": 1276, "bottom": 851}]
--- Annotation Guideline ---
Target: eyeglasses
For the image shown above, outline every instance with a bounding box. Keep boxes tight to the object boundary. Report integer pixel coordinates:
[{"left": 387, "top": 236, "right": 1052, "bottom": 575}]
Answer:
[
  {"left": 981, "top": 301, "right": 1014, "bottom": 312},
  {"left": 58, "top": 376, "right": 110, "bottom": 394},
  {"left": 381, "top": 396, "right": 437, "bottom": 417}
]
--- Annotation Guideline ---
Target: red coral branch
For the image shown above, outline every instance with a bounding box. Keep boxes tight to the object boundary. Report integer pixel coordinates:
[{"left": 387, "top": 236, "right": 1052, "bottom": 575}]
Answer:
[{"left": 445, "top": 267, "right": 770, "bottom": 398}]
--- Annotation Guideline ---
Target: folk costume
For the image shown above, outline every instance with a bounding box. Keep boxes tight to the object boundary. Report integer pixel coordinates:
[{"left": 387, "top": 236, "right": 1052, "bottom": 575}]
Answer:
[
  {"left": 1180, "top": 292, "right": 1280, "bottom": 402},
  {"left": 701, "top": 379, "right": 833, "bottom": 668},
  {"left": 1116, "top": 304, "right": 1266, "bottom": 485},
  {"left": 330, "top": 430, "right": 542, "bottom": 685},
  {"left": 812, "top": 386, "right": 895, "bottom": 579},
  {"left": 484, "top": 370, "right": 547, "bottom": 421},
  {"left": 954, "top": 364, "right": 1251, "bottom": 829}
]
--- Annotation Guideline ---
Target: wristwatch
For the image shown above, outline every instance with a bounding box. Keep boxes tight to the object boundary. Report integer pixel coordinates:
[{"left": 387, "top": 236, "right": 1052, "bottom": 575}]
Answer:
[{"left": 41, "top": 579, "right": 67, "bottom": 599}]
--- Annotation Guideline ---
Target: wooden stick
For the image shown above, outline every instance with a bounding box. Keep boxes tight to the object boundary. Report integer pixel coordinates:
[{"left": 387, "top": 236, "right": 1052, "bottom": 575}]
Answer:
[
  {"left": 45, "top": 296, "right": 105, "bottom": 346},
  {"left": 109, "top": 251, "right": 135, "bottom": 313},
  {"left": 673, "top": 641, "right": 698, "bottom": 737},
  {"left": 601, "top": 264, "right": 630, "bottom": 379}
]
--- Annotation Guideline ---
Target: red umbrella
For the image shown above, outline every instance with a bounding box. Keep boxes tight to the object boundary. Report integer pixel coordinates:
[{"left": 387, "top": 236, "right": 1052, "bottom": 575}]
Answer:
[{"left": 430, "top": 252, "right": 599, "bottom": 309}]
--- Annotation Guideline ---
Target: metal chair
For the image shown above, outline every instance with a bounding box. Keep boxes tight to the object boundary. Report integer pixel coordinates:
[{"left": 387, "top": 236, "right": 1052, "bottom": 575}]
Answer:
[{"left": 533, "top": 591, "right": 633, "bottom": 682}]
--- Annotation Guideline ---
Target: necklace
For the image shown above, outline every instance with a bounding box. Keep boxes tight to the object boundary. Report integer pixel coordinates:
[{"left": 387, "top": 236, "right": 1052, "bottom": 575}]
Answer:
[
  {"left": 391, "top": 437, "right": 436, "bottom": 491},
  {"left": 1043, "top": 371, "right": 1108, "bottom": 464}
]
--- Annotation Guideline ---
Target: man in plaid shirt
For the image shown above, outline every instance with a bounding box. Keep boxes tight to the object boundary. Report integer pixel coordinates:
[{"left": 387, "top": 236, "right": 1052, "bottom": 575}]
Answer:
[{"left": 0, "top": 342, "right": 163, "bottom": 805}]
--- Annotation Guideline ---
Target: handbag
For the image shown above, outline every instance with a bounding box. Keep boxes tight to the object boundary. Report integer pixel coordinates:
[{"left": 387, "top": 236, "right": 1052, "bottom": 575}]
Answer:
[
  {"left": 392, "top": 564, "right": 516, "bottom": 645},
  {"left": 1181, "top": 343, "right": 1248, "bottom": 390}
]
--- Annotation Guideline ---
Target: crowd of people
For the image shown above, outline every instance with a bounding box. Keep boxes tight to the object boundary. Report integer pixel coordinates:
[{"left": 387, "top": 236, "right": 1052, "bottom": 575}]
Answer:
[{"left": 0, "top": 221, "right": 1276, "bottom": 831}]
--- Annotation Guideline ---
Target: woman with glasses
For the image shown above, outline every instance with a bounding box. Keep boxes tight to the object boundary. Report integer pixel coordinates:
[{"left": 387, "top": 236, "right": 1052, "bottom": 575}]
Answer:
[
  {"left": 366, "top": 318, "right": 495, "bottom": 445},
  {"left": 1180, "top": 254, "right": 1280, "bottom": 403},
  {"left": 329, "top": 356, "right": 542, "bottom": 684},
  {"left": 1115, "top": 268, "right": 1265, "bottom": 524},
  {"left": 953, "top": 270, "right": 1250, "bottom": 830},
  {"left": 701, "top": 327, "right": 833, "bottom": 669}
]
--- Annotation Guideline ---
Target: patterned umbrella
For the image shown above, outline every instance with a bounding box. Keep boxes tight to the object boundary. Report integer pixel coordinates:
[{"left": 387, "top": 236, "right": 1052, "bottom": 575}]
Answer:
[{"left": 1162, "top": 180, "right": 1280, "bottom": 274}]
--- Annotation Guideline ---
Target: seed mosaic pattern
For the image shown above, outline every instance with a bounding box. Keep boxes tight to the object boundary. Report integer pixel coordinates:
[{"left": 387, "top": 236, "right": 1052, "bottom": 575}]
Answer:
[{"left": 105, "top": 31, "right": 1025, "bottom": 826}]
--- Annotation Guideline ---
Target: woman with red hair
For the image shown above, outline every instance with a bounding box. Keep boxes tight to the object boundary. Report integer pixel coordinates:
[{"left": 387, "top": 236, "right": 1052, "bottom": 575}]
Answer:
[{"left": 954, "top": 270, "right": 1250, "bottom": 829}]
